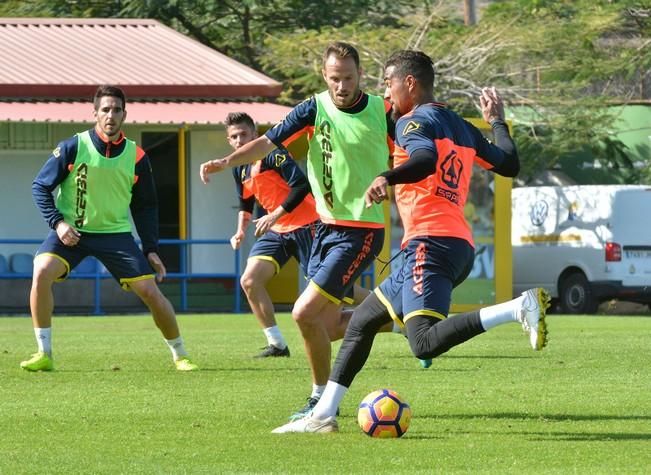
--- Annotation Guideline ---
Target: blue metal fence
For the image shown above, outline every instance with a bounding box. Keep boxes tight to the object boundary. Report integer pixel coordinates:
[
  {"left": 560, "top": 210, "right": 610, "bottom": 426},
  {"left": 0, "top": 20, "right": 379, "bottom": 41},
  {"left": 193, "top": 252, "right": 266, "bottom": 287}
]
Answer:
[
  {"left": 0, "top": 238, "right": 241, "bottom": 315},
  {"left": 0, "top": 237, "right": 375, "bottom": 315}
]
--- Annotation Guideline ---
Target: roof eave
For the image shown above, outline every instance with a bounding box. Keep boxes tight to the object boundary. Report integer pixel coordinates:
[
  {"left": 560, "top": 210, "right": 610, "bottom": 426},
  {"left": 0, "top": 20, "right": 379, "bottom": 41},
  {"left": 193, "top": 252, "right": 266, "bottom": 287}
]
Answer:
[{"left": 0, "top": 84, "right": 283, "bottom": 100}]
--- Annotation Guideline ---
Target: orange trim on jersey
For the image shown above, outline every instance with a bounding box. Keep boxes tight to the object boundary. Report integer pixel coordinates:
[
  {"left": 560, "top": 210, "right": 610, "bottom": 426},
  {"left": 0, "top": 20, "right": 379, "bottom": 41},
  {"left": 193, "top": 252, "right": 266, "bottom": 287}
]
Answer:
[
  {"left": 135, "top": 146, "right": 146, "bottom": 163},
  {"left": 474, "top": 155, "right": 495, "bottom": 171},
  {"left": 319, "top": 217, "right": 385, "bottom": 229},
  {"left": 387, "top": 136, "right": 395, "bottom": 156},
  {"left": 342, "top": 91, "right": 364, "bottom": 109},
  {"left": 281, "top": 126, "right": 313, "bottom": 147},
  {"left": 67, "top": 164, "right": 74, "bottom": 172},
  {"left": 94, "top": 126, "right": 125, "bottom": 145}
]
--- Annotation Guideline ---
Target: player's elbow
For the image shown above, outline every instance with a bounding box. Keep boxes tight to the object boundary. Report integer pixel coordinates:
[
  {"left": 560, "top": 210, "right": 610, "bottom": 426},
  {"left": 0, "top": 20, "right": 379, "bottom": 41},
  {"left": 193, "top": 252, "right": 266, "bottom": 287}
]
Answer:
[{"left": 493, "top": 156, "right": 520, "bottom": 178}]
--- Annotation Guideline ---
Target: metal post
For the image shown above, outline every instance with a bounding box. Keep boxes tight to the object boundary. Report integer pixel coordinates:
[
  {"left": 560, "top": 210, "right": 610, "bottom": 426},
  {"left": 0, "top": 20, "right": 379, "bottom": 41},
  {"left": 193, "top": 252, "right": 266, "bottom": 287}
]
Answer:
[
  {"left": 93, "top": 269, "right": 102, "bottom": 315},
  {"left": 180, "top": 241, "right": 188, "bottom": 311},
  {"left": 234, "top": 248, "right": 241, "bottom": 313},
  {"left": 464, "top": 0, "right": 477, "bottom": 26}
]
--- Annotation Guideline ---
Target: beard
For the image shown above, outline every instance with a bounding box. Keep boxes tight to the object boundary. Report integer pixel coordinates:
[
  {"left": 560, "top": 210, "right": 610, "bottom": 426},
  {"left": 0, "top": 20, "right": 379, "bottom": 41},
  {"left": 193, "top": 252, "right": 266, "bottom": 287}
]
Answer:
[{"left": 391, "top": 106, "right": 404, "bottom": 122}]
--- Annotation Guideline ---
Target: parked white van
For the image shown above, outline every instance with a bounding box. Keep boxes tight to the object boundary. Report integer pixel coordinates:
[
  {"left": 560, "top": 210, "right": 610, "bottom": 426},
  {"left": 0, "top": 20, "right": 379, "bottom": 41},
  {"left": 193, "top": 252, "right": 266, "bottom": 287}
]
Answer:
[{"left": 512, "top": 185, "right": 651, "bottom": 313}]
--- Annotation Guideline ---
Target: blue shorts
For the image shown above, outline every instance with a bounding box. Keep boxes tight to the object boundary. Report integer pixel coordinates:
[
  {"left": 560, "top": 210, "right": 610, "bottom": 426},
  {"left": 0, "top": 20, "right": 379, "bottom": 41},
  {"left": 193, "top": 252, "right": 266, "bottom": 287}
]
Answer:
[
  {"left": 249, "top": 222, "right": 317, "bottom": 275},
  {"left": 376, "top": 236, "right": 474, "bottom": 327},
  {"left": 307, "top": 224, "right": 384, "bottom": 305},
  {"left": 36, "top": 230, "right": 154, "bottom": 288}
]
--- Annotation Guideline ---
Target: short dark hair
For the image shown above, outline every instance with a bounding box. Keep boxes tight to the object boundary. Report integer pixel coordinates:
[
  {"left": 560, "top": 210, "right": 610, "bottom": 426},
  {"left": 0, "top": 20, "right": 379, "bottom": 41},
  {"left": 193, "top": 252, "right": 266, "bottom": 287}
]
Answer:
[
  {"left": 225, "top": 112, "right": 256, "bottom": 130},
  {"left": 385, "top": 50, "right": 435, "bottom": 92},
  {"left": 322, "top": 41, "right": 360, "bottom": 69},
  {"left": 93, "top": 85, "right": 126, "bottom": 110}
]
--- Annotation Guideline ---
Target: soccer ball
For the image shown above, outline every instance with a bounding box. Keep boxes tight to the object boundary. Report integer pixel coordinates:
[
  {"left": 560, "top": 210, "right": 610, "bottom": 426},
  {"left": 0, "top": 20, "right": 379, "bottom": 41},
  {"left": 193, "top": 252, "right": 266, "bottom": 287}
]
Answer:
[{"left": 357, "top": 389, "right": 411, "bottom": 438}]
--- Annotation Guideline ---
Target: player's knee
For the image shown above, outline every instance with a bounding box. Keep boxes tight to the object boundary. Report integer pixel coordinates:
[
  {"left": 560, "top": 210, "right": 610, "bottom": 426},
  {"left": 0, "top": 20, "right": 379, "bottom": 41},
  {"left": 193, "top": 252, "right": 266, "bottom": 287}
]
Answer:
[
  {"left": 406, "top": 321, "right": 446, "bottom": 360},
  {"left": 239, "top": 272, "right": 255, "bottom": 293},
  {"left": 134, "top": 282, "right": 162, "bottom": 304},
  {"left": 406, "top": 332, "right": 438, "bottom": 359},
  {"left": 291, "top": 304, "right": 309, "bottom": 325},
  {"left": 292, "top": 301, "right": 321, "bottom": 327},
  {"left": 342, "top": 315, "right": 365, "bottom": 340},
  {"left": 31, "top": 265, "right": 49, "bottom": 285},
  {"left": 344, "top": 293, "right": 389, "bottom": 338},
  {"left": 409, "top": 339, "right": 436, "bottom": 360},
  {"left": 31, "top": 259, "right": 61, "bottom": 287}
]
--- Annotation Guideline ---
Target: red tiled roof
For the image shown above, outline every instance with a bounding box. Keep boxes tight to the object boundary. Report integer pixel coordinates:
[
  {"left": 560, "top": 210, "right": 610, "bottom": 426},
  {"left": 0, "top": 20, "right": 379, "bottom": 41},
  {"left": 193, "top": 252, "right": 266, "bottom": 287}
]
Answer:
[
  {"left": 0, "top": 18, "right": 282, "bottom": 99},
  {"left": 0, "top": 101, "right": 291, "bottom": 125}
]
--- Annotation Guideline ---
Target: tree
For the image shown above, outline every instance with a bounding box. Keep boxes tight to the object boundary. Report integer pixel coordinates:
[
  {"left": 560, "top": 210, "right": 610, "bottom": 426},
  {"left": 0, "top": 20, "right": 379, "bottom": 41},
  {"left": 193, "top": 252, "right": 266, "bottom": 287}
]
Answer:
[
  {"left": 260, "top": 0, "right": 651, "bottom": 184},
  {"left": 2, "top": 0, "right": 649, "bottom": 182}
]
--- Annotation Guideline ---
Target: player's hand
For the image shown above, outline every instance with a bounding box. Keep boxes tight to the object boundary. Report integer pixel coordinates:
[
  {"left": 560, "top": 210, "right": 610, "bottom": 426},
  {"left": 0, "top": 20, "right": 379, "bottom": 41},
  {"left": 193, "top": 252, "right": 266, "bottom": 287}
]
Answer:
[
  {"left": 230, "top": 232, "right": 245, "bottom": 250},
  {"left": 480, "top": 87, "right": 505, "bottom": 123},
  {"left": 55, "top": 221, "right": 81, "bottom": 247},
  {"left": 253, "top": 214, "right": 277, "bottom": 237},
  {"left": 364, "top": 176, "right": 389, "bottom": 208},
  {"left": 199, "top": 158, "right": 227, "bottom": 184},
  {"left": 147, "top": 252, "right": 167, "bottom": 282}
]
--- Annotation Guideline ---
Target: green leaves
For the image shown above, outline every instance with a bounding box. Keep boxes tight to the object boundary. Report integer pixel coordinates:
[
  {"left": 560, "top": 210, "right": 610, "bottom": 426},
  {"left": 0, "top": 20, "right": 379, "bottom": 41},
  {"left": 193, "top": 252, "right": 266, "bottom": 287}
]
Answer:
[{"left": 1, "top": 0, "right": 648, "bottom": 183}]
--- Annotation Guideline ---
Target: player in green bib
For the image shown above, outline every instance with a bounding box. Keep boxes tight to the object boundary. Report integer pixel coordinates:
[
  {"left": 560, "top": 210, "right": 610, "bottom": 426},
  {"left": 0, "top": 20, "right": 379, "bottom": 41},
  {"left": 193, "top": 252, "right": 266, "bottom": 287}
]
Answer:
[
  {"left": 306, "top": 90, "right": 388, "bottom": 225},
  {"left": 21, "top": 85, "right": 198, "bottom": 372},
  {"left": 200, "top": 42, "right": 395, "bottom": 421}
]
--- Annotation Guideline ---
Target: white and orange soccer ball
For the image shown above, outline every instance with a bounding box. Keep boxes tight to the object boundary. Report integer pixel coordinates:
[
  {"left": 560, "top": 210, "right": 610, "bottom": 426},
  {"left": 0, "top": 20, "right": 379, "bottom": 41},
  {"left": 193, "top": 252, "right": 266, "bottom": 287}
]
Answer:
[{"left": 357, "top": 389, "right": 412, "bottom": 438}]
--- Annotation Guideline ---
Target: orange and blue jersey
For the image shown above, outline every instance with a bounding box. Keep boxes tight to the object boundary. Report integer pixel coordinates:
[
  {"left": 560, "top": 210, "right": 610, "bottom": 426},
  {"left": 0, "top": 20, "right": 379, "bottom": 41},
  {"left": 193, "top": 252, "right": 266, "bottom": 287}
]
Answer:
[
  {"left": 32, "top": 127, "right": 159, "bottom": 254},
  {"left": 393, "top": 103, "right": 517, "bottom": 248},
  {"left": 232, "top": 148, "right": 318, "bottom": 233}
]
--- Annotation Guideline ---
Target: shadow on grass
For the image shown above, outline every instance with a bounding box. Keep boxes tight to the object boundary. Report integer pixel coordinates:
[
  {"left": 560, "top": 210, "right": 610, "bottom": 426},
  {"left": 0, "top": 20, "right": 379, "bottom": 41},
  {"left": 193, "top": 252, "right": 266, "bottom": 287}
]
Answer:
[
  {"left": 419, "top": 412, "right": 651, "bottom": 422},
  {"left": 403, "top": 430, "right": 651, "bottom": 442},
  {"left": 393, "top": 354, "right": 533, "bottom": 361},
  {"left": 442, "top": 355, "right": 533, "bottom": 360},
  {"left": 527, "top": 431, "right": 651, "bottom": 441},
  {"left": 406, "top": 413, "right": 651, "bottom": 441},
  {"left": 50, "top": 366, "right": 308, "bottom": 373}
]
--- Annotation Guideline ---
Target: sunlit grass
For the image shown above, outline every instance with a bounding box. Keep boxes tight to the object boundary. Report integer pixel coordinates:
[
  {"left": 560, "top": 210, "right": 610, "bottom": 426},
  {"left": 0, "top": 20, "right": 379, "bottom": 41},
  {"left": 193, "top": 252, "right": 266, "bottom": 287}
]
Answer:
[{"left": 1, "top": 313, "right": 650, "bottom": 474}]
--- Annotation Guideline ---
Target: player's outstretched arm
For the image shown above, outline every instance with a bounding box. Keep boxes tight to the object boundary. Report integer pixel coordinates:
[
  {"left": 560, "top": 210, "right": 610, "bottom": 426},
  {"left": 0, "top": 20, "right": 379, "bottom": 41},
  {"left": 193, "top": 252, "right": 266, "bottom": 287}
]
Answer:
[
  {"left": 199, "top": 136, "right": 276, "bottom": 184},
  {"left": 477, "top": 86, "right": 519, "bottom": 177},
  {"left": 480, "top": 87, "right": 505, "bottom": 123}
]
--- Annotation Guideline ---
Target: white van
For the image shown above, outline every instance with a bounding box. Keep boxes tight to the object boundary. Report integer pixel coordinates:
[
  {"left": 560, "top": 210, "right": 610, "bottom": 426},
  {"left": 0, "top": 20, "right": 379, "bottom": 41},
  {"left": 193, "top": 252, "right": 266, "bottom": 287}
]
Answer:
[{"left": 512, "top": 185, "right": 651, "bottom": 314}]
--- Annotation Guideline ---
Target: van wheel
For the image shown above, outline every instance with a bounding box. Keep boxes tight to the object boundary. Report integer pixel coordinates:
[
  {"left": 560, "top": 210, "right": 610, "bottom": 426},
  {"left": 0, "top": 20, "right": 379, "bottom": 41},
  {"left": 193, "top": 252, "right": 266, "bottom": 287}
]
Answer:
[{"left": 559, "top": 273, "right": 599, "bottom": 314}]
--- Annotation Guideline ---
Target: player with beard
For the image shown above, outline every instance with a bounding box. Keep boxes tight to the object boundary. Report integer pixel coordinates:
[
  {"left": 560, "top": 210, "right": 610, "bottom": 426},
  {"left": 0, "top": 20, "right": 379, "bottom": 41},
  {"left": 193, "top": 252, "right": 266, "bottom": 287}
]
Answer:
[{"left": 271, "top": 50, "right": 549, "bottom": 434}]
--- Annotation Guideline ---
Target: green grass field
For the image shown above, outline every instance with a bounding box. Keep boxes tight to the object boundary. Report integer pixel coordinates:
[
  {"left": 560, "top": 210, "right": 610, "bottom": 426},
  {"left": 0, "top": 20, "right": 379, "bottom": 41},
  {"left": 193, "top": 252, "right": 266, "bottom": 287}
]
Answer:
[{"left": 1, "top": 313, "right": 650, "bottom": 474}]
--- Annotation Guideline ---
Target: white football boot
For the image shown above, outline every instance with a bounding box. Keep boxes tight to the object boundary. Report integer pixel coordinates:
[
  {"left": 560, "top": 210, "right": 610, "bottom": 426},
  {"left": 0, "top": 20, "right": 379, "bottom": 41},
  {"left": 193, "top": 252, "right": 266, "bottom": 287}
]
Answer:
[
  {"left": 517, "top": 288, "right": 550, "bottom": 351},
  {"left": 271, "top": 415, "right": 339, "bottom": 434}
]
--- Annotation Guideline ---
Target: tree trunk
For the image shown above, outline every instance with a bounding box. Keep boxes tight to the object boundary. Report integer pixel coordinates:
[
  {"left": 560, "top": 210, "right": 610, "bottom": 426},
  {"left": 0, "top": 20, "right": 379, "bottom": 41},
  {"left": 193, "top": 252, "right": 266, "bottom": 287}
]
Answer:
[{"left": 464, "top": 0, "right": 477, "bottom": 26}]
